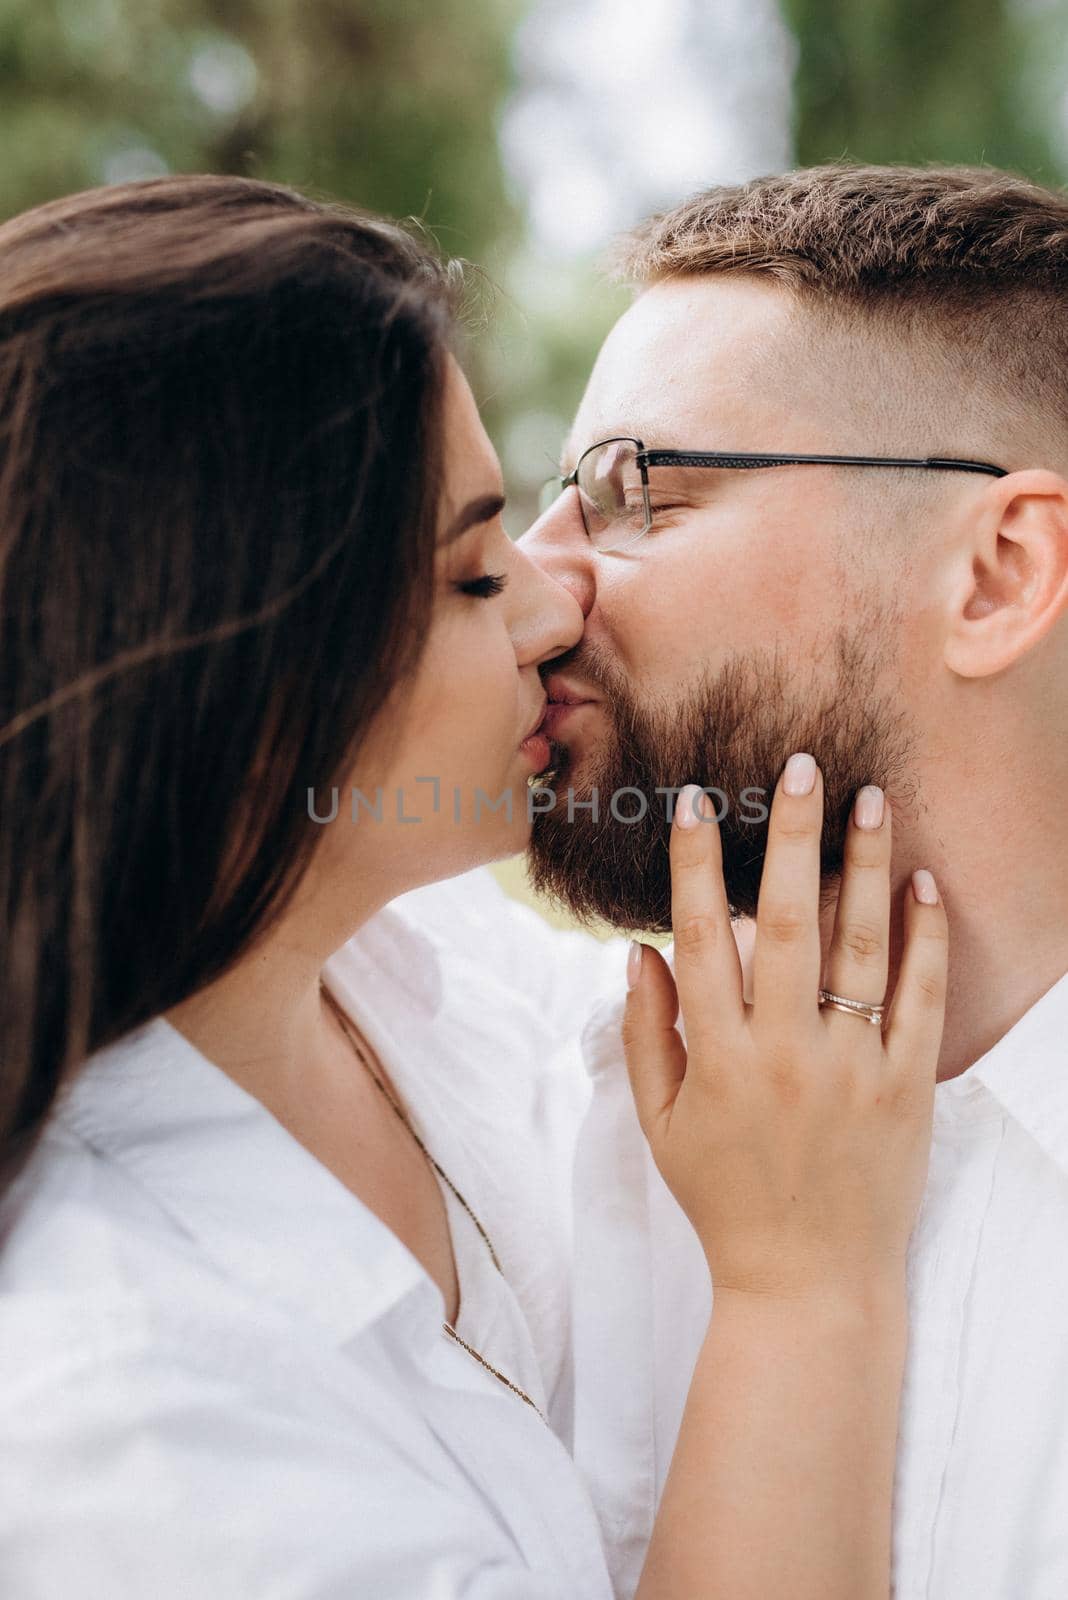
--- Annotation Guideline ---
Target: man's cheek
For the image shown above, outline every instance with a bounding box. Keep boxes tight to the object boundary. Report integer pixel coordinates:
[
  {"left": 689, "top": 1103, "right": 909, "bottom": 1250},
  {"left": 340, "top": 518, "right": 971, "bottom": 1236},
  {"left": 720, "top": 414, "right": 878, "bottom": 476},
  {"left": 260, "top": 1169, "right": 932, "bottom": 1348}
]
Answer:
[{"left": 605, "top": 575, "right": 720, "bottom": 673}]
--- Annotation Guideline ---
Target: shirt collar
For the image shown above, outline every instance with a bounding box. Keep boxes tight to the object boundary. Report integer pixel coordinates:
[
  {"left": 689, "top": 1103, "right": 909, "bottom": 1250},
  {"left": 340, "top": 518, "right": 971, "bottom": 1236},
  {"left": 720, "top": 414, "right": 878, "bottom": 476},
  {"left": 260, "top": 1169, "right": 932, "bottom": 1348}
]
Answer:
[
  {"left": 580, "top": 960, "right": 1068, "bottom": 1173},
  {"left": 958, "top": 968, "right": 1068, "bottom": 1172},
  {"left": 52, "top": 999, "right": 435, "bottom": 1350}
]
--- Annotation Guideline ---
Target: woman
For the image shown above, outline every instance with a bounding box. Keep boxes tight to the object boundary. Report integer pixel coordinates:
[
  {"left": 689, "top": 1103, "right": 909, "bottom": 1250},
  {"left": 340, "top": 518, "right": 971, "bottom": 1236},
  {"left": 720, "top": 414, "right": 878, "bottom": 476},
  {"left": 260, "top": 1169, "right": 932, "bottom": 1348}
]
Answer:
[{"left": 0, "top": 174, "right": 947, "bottom": 1598}]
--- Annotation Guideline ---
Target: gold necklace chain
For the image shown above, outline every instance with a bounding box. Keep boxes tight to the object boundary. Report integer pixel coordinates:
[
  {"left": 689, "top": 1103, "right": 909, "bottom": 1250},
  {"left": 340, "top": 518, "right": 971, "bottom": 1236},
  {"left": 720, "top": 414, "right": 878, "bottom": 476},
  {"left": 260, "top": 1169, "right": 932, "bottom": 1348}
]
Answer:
[{"left": 319, "top": 979, "right": 545, "bottom": 1422}]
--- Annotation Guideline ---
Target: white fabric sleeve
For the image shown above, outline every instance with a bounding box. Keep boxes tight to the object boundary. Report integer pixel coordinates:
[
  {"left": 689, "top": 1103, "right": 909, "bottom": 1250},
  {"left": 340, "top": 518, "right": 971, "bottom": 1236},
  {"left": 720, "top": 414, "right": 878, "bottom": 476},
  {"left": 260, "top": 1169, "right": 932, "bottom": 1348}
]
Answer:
[{"left": 0, "top": 1339, "right": 610, "bottom": 1600}]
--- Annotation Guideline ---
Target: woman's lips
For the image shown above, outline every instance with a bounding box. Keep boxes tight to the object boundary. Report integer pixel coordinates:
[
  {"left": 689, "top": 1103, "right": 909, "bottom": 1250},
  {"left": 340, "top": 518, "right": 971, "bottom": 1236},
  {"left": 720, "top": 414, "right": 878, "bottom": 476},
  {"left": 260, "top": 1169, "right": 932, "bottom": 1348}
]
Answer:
[{"left": 518, "top": 731, "right": 553, "bottom": 770}]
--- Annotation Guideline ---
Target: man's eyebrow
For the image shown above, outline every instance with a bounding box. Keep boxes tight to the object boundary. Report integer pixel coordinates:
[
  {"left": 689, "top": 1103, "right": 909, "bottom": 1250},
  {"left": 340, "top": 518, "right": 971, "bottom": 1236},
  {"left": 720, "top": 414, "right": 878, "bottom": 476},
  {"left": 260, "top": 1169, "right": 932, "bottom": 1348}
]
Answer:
[{"left": 441, "top": 491, "right": 506, "bottom": 544}]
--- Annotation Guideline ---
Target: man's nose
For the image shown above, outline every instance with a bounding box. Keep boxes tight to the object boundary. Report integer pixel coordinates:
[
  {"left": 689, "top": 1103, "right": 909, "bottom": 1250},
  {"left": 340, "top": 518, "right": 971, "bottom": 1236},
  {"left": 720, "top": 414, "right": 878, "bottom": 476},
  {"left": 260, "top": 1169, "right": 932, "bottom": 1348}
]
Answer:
[{"left": 517, "top": 494, "right": 596, "bottom": 619}]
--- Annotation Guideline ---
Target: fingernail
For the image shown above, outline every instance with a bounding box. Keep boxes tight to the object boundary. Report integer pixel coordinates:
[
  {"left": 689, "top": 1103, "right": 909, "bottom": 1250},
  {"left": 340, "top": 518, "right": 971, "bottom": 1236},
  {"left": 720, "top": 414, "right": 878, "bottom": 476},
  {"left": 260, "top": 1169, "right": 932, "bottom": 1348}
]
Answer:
[
  {"left": 912, "top": 868, "right": 939, "bottom": 905},
  {"left": 627, "top": 941, "right": 644, "bottom": 989},
  {"left": 675, "top": 783, "right": 703, "bottom": 829},
  {"left": 782, "top": 752, "right": 816, "bottom": 796},
  {"left": 854, "top": 785, "right": 885, "bottom": 830}
]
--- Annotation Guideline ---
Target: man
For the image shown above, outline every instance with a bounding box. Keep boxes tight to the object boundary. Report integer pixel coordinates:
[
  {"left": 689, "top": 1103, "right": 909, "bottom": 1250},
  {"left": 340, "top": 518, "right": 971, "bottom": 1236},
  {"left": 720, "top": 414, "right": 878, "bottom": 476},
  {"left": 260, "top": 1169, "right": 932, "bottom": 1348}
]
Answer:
[{"left": 518, "top": 164, "right": 1068, "bottom": 1598}]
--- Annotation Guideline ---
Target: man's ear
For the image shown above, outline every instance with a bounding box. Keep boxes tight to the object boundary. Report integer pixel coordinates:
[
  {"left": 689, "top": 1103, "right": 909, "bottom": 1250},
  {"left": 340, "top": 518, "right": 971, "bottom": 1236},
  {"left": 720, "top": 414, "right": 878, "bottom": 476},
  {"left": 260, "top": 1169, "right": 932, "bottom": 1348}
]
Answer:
[{"left": 944, "top": 469, "right": 1068, "bottom": 678}]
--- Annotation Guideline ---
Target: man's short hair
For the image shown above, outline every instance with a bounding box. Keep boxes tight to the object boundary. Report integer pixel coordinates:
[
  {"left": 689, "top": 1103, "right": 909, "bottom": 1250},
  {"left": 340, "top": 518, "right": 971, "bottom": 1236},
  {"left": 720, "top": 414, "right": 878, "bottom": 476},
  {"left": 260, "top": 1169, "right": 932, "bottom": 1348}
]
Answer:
[{"left": 614, "top": 164, "right": 1068, "bottom": 452}]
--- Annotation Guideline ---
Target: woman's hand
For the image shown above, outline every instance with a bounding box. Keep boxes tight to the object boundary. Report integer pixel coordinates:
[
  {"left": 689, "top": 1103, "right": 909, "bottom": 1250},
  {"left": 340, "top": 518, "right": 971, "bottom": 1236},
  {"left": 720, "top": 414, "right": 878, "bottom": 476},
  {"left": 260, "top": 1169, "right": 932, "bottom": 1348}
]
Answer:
[
  {"left": 628, "top": 756, "right": 948, "bottom": 1599},
  {"left": 621, "top": 755, "right": 948, "bottom": 1300}
]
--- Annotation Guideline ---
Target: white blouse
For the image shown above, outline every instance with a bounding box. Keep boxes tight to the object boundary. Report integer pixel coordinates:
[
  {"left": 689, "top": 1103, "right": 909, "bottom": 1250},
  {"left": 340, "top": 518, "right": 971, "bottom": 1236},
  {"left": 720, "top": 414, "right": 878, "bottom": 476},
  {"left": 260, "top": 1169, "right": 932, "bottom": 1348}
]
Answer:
[{"left": 0, "top": 866, "right": 631, "bottom": 1599}]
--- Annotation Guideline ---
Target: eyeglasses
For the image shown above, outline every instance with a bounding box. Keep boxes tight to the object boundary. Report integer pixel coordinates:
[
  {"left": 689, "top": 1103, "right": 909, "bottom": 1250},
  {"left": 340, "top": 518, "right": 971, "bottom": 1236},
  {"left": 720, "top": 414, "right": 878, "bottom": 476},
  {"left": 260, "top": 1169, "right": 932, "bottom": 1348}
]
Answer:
[{"left": 538, "top": 435, "right": 1008, "bottom": 553}]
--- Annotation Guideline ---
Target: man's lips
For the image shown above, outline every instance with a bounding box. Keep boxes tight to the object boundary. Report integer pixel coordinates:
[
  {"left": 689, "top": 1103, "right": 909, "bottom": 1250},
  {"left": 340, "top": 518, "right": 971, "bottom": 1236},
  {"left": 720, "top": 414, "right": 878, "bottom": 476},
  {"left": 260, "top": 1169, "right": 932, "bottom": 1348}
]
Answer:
[
  {"left": 536, "top": 674, "right": 601, "bottom": 740},
  {"left": 537, "top": 700, "right": 598, "bottom": 738},
  {"left": 542, "top": 673, "right": 599, "bottom": 707}
]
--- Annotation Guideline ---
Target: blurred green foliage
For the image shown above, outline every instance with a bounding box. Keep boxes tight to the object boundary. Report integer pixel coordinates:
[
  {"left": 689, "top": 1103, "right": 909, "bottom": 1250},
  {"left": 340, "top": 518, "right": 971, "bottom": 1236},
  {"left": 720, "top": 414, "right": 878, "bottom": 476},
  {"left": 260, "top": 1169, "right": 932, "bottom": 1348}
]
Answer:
[
  {"left": 783, "top": 0, "right": 1067, "bottom": 181},
  {"left": 0, "top": 0, "right": 522, "bottom": 250},
  {"left": 0, "top": 0, "right": 552, "bottom": 501}
]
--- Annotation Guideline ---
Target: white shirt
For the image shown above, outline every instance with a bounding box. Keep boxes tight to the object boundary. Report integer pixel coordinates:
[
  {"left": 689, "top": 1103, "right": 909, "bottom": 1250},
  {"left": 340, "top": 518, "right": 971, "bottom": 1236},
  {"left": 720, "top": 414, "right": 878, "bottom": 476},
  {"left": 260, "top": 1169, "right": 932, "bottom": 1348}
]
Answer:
[
  {"left": 0, "top": 865, "right": 630, "bottom": 1599},
  {"left": 571, "top": 966, "right": 1068, "bottom": 1600}
]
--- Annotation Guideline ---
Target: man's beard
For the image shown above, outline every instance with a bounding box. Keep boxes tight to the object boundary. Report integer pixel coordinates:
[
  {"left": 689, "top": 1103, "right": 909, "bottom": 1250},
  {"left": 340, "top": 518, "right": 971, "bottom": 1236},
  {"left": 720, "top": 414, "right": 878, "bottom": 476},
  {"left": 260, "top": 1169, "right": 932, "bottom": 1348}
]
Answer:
[{"left": 526, "top": 622, "right": 917, "bottom": 934}]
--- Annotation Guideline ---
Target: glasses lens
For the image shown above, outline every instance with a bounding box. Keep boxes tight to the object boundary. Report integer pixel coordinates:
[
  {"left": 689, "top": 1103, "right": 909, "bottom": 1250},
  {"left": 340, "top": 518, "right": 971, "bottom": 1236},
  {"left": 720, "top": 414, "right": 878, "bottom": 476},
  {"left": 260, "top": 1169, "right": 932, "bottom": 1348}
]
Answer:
[{"left": 575, "top": 438, "right": 647, "bottom": 549}]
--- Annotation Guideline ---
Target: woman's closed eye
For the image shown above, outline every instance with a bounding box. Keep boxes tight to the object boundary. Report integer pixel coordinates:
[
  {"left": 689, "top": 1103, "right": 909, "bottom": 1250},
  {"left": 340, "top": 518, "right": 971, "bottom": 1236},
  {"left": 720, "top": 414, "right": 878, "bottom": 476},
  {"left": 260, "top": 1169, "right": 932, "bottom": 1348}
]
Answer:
[{"left": 456, "top": 571, "right": 508, "bottom": 599}]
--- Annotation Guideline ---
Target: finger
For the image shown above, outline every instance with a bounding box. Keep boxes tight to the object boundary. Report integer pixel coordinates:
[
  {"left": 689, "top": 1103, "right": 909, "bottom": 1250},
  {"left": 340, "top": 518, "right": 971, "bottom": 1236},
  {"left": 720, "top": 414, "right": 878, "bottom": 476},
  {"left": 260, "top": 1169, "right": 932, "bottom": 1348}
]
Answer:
[
  {"left": 621, "top": 942, "right": 688, "bottom": 1144},
  {"left": 731, "top": 916, "right": 756, "bottom": 1005},
  {"left": 822, "top": 786, "right": 892, "bottom": 1011},
  {"left": 669, "top": 782, "right": 746, "bottom": 1060},
  {"left": 752, "top": 753, "right": 825, "bottom": 1026},
  {"left": 882, "top": 869, "right": 949, "bottom": 1076}
]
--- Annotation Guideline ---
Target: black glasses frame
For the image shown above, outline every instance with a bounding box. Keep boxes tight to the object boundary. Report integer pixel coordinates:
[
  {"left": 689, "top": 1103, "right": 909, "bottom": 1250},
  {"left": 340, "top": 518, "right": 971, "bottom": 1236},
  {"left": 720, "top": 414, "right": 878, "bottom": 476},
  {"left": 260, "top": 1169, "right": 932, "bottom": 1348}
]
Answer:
[{"left": 554, "top": 435, "right": 1009, "bottom": 552}]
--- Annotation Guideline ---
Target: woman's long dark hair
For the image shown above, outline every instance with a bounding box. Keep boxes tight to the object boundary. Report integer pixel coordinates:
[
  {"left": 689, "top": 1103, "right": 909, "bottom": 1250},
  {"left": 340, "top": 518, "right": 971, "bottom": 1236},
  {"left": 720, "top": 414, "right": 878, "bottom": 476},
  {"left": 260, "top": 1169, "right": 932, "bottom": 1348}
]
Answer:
[{"left": 0, "top": 174, "right": 459, "bottom": 1189}]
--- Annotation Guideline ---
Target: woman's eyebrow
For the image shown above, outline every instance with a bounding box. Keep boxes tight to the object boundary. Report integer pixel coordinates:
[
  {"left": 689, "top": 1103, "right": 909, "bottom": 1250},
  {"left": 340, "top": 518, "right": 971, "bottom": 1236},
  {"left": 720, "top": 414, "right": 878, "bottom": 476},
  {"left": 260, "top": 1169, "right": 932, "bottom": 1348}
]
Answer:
[{"left": 441, "top": 491, "right": 506, "bottom": 543}]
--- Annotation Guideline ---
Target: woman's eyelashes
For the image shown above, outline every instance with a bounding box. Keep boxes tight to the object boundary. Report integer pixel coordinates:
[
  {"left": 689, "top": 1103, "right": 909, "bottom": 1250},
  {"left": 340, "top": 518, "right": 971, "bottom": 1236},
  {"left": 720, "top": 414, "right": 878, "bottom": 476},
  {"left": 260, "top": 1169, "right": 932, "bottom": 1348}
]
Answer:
[{"left": 457, "top": 572, "right": 508, "bottom": 600}]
